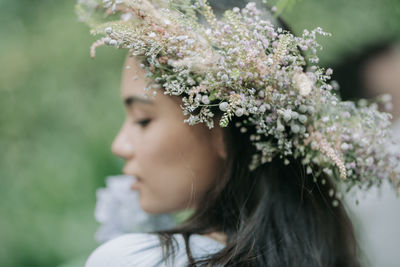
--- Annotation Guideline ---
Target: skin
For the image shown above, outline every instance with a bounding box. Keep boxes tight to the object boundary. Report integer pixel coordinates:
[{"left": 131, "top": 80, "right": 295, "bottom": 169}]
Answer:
[{"left": 112, "top": 56, "right": 227, "bottom": 216}]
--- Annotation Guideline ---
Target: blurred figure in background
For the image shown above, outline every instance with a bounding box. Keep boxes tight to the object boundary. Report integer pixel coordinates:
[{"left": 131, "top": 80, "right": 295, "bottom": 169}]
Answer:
[
  {"left": 333, "top": 39, "right": 400, "bottom": 267},
  {"left": 334, "top": 40, "right": 400, "bottom": 123}
]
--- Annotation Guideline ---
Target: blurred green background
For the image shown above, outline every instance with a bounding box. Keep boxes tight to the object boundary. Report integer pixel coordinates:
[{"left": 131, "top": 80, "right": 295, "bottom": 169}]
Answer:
[{"left": 0, "top": 0, "right": 399, "bottom": 266}]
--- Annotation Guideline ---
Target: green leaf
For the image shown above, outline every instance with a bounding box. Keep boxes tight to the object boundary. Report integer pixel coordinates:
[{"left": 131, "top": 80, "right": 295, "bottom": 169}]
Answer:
[{"left": 208, "top": 90, "right": 218, "bottom": 101}]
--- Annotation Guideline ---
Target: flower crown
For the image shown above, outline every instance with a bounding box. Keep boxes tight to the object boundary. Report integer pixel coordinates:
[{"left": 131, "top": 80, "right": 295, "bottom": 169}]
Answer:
[{"left": 76, "top": 0, "right": 400, "bottom": 197}]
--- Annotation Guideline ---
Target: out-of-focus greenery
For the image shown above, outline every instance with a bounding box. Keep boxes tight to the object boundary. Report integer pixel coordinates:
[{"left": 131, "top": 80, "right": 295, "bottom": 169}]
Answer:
[
  {"left": 0, "top": 0, "right": 399, "bottom": 267},
  {"left": 270, "top": 0, "right": 400, "bottom": 64},
  {"left": 1, "top": 1, "right": 125, "bottom": 266}
]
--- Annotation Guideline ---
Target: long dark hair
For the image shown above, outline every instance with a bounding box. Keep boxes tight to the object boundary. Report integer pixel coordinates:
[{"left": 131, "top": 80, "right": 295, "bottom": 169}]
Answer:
[
  {"left": 155, "top": 110, "right": 360, "bottom": 266},
  {"left": 155, "top": 1, "right": 361, "bottom": 266}
]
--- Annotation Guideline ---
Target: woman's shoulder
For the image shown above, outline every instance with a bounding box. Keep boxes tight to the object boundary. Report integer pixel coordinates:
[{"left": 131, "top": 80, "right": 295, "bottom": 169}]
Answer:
[
  {"left": 85, "top": 233, "right": 165, "bottom": 267},
  {"left": 85, "top": 233, "right": 225, "bottom": 267}
]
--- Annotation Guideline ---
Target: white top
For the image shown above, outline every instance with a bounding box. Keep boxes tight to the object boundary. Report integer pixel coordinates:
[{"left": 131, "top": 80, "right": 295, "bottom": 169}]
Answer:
[{"left": 85, "top": 233, "right": 225, "bottom": 267}]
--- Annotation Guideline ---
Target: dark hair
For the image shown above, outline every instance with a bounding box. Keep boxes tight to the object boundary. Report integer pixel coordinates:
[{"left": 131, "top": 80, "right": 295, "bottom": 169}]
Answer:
[
  {"left": 155, "top": 113, "right": 360, "bottom": 266},
  {"left": 155, "top": 1, "right": 360, "bottom": 266}
]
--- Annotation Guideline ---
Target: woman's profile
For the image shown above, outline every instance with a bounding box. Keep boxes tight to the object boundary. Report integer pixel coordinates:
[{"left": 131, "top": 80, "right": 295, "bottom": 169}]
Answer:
[{"left": 76, "top": 0, "right": 399, "bottom": 266}]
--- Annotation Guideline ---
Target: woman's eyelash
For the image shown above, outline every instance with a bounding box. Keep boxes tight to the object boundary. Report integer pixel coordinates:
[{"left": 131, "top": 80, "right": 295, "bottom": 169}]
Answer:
[{"left": 134, "top": 118, "right": 151, "bottom": 127}]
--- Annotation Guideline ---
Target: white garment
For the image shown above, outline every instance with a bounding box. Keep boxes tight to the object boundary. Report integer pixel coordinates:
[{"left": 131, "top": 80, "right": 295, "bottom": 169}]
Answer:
[
  {"left": 85, "top": 233, "right": 225, "bottom": 267},
  {"left": 393, "top": 119, "right": 400, "bottom": 135}
]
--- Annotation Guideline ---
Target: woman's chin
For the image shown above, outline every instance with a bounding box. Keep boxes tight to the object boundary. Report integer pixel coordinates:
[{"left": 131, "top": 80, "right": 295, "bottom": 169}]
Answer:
[
  {"left": 139, "top": 196, "right": 164, "bottom": 214},
  {"left": 139, "top": 197, "right": 184, "bottom": 214}
]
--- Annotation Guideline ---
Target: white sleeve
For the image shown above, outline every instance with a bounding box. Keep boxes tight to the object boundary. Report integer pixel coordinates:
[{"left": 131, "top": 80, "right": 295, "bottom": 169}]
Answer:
[
  {"left": 85, "top": 233, "right": 169, "bottom": 267},
  {"left": 85, "top": 233, "right": 225, "bottom": 267}
]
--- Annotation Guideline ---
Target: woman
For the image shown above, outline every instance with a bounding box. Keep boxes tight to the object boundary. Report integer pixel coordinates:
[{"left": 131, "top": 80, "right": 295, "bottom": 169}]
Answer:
[{"left": 77, "top": 0, "right": 399, "bottom": 266}]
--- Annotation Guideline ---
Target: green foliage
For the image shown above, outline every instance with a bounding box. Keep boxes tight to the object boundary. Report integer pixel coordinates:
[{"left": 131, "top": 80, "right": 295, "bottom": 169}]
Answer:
[
  {"left": 0, "top": 0, "right": 125, "bottom": 266},
  {"left": 274, "top": 0, "right": 302, "bottom": 16},
  {"left": 268, "top": 0, "right": 400, "bottom": 64}
]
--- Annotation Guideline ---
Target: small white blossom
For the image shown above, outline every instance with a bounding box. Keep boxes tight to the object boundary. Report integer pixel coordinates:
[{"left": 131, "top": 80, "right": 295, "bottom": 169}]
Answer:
[
  {"left": 219, "top": 102, "right": 229, "bottom": 112},
  {"left": 202, "top": 95, "right": 210, "bottom": 104},
  {"left": 109, "top": 39, "right": 117, "bottom": 46},
  {"left": 341, "top": 143, "right": 349, "bottom": 151},
  {"left": 105, "top": 27, "right": 112, "bottom": 34},
  {"left": 293, "top": 72, "right": 313, "bottom": 96},
  {"left": 298, "top": 115, "right": 307, "bottom": 124},
  {"left": 365, "top": 157, "right": 374, "bottom": 166},
  {"left": 291, "top": 123, "right": 300, "bottom": 133},
  {"left": 235, "top": 108, "right": 245, "bottom": 117},
  {"left": 322, "top": 116, "right": 330, "bottom": 123},
  {"left": 299, "top": 105, "right": 308, "bottom": 113}
]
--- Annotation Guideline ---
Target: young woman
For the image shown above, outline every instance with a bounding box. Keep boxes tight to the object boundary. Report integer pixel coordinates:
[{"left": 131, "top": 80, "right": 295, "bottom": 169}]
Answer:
[{"left": 77, "top": 0, "right": 399, "bottom": 266}]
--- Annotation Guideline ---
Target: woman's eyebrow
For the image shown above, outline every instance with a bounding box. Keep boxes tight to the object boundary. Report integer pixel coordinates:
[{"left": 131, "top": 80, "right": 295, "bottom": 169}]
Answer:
[{"left": 124, "top": 95, "right": 153, "bottom": 108}]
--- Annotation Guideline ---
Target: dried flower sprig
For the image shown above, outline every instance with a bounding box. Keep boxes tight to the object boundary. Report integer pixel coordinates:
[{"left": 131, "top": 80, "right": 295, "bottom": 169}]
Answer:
[{"left": 76, "top": 0, "right": 400, "bottom": 193}]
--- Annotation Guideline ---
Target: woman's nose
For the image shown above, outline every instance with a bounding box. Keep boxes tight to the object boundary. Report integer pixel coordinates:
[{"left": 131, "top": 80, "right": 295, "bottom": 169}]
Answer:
[{"left": 111, "top": 120, "right": 134, "bottom": 159}]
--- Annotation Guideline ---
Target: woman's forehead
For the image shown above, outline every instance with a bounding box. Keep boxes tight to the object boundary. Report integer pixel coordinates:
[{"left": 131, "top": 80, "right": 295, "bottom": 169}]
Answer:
[
  {"left": 120, "top": 56, "right": 183, "bottom": 110},
  {"left": 121, "top": 56, "right": 153, "bottom": 99}
]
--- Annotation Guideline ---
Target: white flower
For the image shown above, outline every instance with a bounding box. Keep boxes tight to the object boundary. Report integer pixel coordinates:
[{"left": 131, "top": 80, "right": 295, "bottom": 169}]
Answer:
[
  {"left": 293, "top": 72, "right": 313, "bottom": 96},
  {"left": 219, "top": 102, "right": 229, "bottom": 112},
  {"left": 340, "top": 143, "right": 349, "bottom": 151},
  {"left": 235, "top": 108, "right": 245, "bottom": 117},
  {"left": 202, "top": 95, "right": 210, "bottom": 104},
  {"left": 94, "top": 175, "right": 175, "bottom": 243},
  {"left": 365, "top": 157, "right": 374, "bottom": 166},
  {"left": 121, "top": 13, "right": 132, "bottom": 22},
  {"left": 322, "top": 116, "right": 330, "bottom": 123}
]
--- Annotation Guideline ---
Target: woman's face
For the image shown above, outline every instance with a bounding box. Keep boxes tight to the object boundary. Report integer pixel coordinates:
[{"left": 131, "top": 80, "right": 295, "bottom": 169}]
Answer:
[{"left": 112, "top": 56, "right": 227, "bottom": 214}]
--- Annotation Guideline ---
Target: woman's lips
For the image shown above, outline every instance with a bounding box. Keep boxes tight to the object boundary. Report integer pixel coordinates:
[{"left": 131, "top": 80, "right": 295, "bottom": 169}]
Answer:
[{"left": 130, "top": 176, "right": 142, "bottom": 190}]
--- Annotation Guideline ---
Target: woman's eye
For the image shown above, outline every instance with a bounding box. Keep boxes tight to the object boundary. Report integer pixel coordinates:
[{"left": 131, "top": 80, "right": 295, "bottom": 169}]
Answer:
[{"left": 134, "top": 119, "right": 151, "bottom": 127}]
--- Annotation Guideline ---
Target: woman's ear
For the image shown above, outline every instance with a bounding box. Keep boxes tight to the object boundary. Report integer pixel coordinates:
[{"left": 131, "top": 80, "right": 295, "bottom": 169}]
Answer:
[{"left": 211, "top": 125, "right": 228, "bottom": 160}]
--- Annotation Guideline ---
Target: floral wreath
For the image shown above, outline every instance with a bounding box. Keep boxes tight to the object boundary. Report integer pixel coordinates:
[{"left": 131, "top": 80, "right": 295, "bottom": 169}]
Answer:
[{"left": 76, "top": 0, "right": 400, "bottom": 200}]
